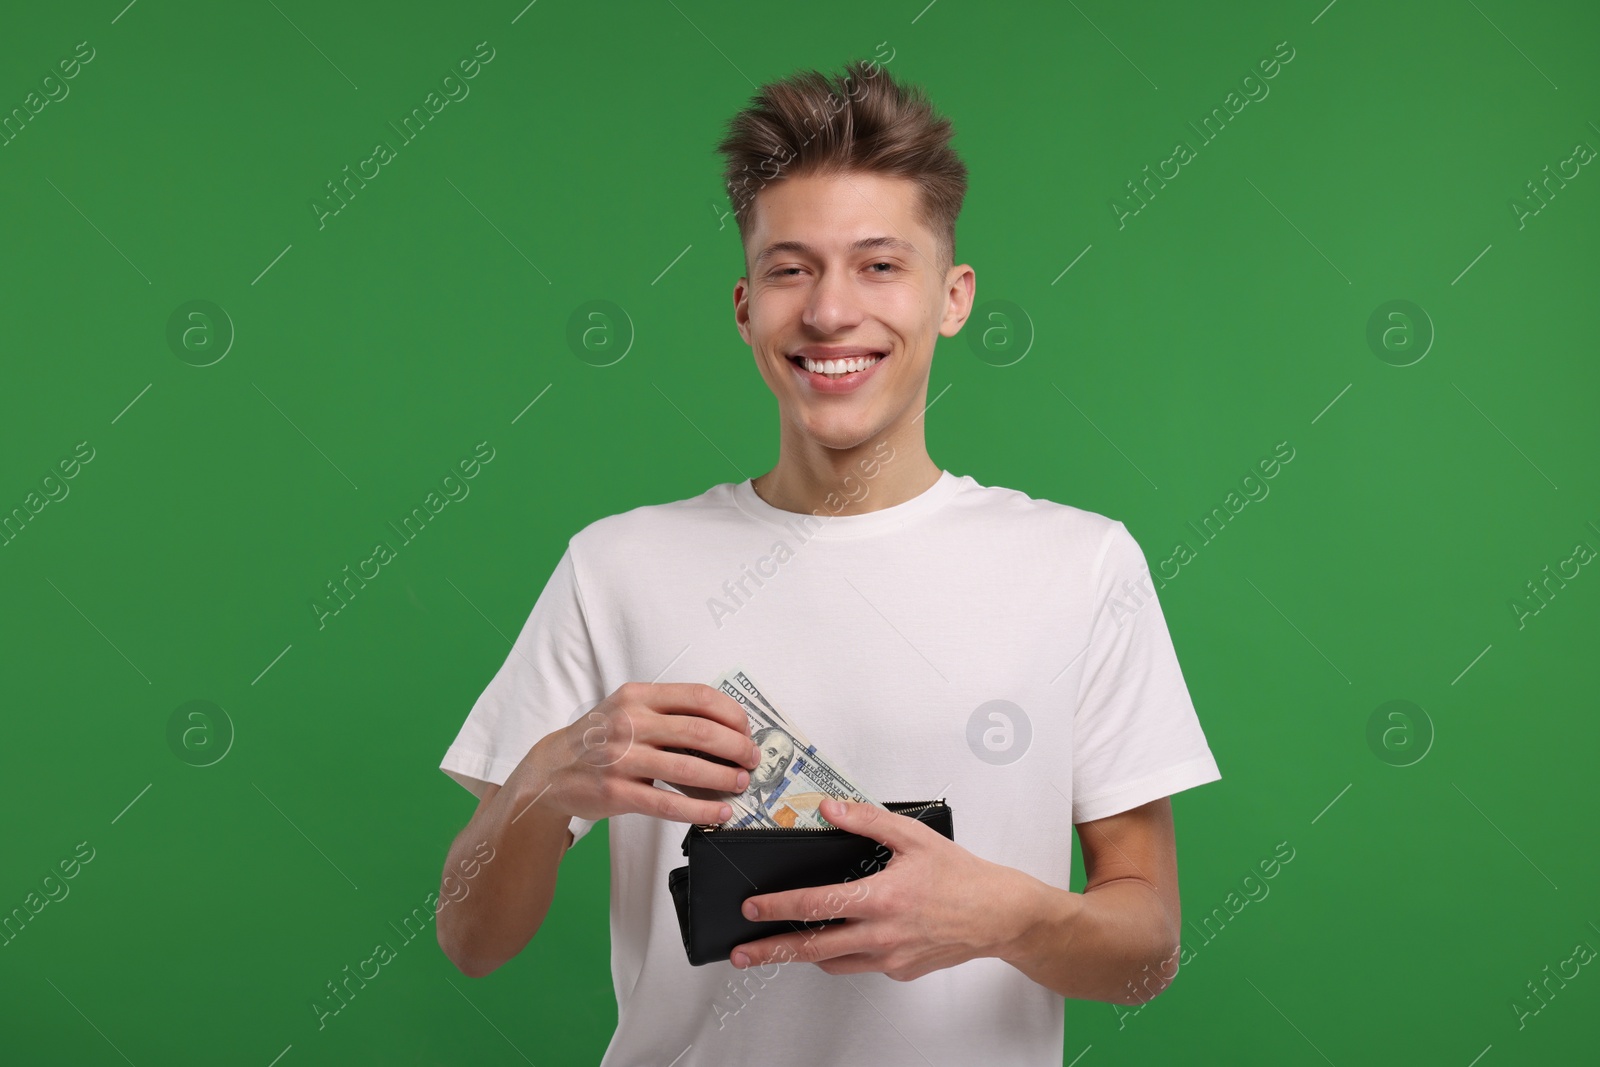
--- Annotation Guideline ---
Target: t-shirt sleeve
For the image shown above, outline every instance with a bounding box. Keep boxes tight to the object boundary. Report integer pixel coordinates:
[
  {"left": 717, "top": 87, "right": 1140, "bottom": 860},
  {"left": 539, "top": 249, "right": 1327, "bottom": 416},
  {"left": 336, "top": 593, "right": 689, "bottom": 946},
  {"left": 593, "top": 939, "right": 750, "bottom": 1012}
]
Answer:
[
  {"left": 439, "top": 542, "right": 605, "bottom": 845},
  {"left": 1071, "top": 520, "right": 1221, "bottom": 824}
]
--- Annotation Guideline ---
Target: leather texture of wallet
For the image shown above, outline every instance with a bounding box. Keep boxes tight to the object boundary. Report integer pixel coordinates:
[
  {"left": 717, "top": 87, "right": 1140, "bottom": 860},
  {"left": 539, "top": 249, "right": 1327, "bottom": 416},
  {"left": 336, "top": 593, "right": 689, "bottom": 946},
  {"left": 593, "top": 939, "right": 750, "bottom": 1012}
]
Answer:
[{"left": 667, "top": 799, "right": 955, "bottom": 966}]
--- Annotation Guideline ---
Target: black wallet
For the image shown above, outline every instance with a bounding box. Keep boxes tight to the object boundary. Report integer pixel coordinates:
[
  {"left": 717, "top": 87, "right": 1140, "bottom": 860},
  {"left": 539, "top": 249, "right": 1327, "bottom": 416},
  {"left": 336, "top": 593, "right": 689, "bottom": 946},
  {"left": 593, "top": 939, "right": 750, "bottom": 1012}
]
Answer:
[{"left": 666, "top": 799, "right": 955, "bottom": 966}]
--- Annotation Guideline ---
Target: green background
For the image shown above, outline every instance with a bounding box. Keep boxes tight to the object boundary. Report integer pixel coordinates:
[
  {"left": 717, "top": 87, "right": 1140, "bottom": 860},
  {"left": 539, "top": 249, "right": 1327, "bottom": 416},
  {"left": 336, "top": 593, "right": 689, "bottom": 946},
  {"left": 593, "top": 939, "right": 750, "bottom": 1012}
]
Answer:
[{"left": 2, "top": 0, "right": 1596, "bottom": 1063}]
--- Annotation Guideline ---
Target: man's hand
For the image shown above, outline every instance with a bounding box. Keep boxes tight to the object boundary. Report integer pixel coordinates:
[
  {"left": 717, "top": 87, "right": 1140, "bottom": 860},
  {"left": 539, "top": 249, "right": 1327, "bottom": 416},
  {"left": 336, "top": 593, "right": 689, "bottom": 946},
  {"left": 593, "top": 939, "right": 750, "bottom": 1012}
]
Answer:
[
  {"left": 512, "top": 682, "right": 761, "bottom": 826},
  {"left": 729, "top": 798, "right": 1059, "bottom": 981},
  {"left": 440, "top": 682, "right": 757, "bottom": 978}
]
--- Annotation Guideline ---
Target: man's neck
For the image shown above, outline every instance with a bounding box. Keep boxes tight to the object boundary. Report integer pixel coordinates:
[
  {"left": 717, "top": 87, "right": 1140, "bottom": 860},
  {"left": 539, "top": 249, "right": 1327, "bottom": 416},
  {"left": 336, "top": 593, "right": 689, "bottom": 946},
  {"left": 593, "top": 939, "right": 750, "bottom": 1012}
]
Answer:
[{"left": 751, "top": 440, "right": 942, "bottom": 517}]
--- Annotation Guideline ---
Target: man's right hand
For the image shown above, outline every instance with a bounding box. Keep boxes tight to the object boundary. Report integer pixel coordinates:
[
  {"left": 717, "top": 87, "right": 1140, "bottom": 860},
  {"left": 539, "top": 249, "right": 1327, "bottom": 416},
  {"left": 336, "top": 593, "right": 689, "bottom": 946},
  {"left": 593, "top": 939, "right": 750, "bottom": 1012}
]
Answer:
[{"left": 510, "top": 682, "right": 761, "bottom": 826}]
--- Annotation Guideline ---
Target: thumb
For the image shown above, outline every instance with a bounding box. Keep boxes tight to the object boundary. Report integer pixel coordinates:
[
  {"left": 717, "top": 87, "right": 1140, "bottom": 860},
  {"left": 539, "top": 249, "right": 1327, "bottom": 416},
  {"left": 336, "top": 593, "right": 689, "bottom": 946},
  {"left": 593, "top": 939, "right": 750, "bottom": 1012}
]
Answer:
[{"left": 822, "top": 799, "right": 921, "bottom": 851}]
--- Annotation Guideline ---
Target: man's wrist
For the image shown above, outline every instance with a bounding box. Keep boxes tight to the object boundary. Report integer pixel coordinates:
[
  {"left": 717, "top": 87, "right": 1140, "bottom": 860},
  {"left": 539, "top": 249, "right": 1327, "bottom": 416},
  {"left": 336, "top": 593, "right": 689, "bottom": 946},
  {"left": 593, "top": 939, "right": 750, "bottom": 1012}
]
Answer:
[
  {"left": 991, "top": 869, "right": 1083, "bottom": 970},
  {"left": 499, "top": 733, "right": 572, "bottom": 827}
]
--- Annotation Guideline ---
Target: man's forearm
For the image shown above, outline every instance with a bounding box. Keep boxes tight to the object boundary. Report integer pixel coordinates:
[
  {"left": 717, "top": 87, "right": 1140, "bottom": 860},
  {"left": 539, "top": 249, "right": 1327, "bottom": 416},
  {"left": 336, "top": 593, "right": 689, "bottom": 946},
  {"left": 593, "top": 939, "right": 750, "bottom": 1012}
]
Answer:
[
  {"left": 994, "top": 871, "right": 1179, "bottom": 1002},
  {"left": 437, "top": 775, "right": 573, "bottom": 978}
]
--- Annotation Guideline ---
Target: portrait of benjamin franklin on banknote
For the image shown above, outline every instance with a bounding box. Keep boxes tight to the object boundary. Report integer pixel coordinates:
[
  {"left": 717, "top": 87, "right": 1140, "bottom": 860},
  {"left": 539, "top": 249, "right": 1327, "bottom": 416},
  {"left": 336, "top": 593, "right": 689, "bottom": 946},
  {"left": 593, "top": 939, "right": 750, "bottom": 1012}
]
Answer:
[{"left": 748, "top": 725, "right": 796, "bottom": 808}]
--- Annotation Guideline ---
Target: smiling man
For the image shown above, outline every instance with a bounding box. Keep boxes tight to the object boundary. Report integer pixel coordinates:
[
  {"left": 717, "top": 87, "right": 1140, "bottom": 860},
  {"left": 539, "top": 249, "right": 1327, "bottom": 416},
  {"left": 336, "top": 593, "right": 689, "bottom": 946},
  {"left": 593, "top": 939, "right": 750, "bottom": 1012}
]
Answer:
[{"left": 437, "top": 58, "right": 1220, "bottom": 1066}]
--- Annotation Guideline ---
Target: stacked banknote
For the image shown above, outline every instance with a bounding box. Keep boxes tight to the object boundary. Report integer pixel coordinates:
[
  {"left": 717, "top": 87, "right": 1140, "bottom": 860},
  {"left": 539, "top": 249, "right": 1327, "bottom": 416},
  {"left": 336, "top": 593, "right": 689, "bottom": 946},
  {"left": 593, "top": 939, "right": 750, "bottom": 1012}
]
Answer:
[{"left": 669, "top": 668, "right": 880, "bottom": 829}]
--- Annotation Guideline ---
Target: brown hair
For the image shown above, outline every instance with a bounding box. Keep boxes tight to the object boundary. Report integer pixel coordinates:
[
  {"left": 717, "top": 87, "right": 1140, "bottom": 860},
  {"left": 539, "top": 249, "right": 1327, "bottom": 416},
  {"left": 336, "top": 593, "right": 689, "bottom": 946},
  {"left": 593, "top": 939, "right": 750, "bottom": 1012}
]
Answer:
[{"left": 715, "top": 57, "right": 968, "bottom": 275}]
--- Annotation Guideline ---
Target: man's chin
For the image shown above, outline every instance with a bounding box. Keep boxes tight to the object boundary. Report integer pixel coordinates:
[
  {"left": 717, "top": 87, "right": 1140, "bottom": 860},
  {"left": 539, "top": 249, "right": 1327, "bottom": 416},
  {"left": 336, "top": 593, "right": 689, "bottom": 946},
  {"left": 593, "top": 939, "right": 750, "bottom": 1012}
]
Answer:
[{"left": 793, "top": 413, "right": 886, "bottom": 452}]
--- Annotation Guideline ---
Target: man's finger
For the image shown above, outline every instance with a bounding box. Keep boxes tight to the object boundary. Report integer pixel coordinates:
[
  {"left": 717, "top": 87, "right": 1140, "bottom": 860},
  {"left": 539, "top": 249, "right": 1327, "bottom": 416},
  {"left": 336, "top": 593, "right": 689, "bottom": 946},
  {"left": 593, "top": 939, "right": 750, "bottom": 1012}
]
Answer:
[
  {"left": 635, "top": 748, "right": 750, "bottom": 796},
  {"left": 812, "top": 952, "right": 880, "bottom": 976},
  {"left": 731, "top": 922, "right": 871, "bottom": 970},
  {"left": 821, "top": 799, "right": 931, "bottom": 853},
  {"left": 742, "top": 875, "right": 873, "bottom": 926},
  {"left": 642, "top": 713, "right": 759, "bottom": 771},
  {"left": 624, "top": 781, "right": 730, "bottom": 825},
  {"left": 642, "top": 682, "right": 752, "bottom": 736}
]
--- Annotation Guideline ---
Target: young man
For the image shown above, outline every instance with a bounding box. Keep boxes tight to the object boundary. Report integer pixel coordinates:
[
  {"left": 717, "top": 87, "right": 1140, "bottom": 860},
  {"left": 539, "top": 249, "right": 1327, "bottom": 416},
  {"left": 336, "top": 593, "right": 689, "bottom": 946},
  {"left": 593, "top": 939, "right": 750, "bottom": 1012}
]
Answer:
[{"left": 437, "top": 58, "right": 1220, "bottom": 1065}]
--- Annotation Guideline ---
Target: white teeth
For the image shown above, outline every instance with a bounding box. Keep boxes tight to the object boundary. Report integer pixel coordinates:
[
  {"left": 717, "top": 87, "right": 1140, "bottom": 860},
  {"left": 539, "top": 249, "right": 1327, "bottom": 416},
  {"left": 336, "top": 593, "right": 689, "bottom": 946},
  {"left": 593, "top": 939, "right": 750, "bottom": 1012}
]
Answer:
[{"left": 799, "top": 354, "right": 884, "bottom": 376}]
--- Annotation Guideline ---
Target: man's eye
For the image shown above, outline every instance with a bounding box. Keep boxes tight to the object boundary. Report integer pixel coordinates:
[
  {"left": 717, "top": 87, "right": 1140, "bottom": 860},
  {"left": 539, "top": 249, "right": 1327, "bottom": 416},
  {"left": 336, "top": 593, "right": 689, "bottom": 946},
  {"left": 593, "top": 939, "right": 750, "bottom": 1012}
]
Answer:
[{"left": 868, "top": 261, "right": 895, "bottom": 273}]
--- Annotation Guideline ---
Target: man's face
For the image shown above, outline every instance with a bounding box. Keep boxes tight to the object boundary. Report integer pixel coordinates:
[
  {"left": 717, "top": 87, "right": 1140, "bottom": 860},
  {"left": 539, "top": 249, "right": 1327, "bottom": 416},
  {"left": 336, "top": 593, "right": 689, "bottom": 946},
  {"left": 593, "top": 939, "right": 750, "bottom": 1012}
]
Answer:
[
  {"left": 733, "top": 171, "right": 974, "bottom": 452},
  {"left": 752, "top": 729, "right": 795, "bottom": 788}
]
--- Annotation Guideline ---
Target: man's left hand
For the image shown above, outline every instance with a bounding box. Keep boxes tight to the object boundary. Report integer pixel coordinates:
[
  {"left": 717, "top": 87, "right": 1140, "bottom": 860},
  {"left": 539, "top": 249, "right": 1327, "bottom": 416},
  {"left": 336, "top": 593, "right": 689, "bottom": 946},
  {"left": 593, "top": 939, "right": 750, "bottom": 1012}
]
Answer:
[{"left": 730, "top": 798, "right": 1046, "bottom": 981}]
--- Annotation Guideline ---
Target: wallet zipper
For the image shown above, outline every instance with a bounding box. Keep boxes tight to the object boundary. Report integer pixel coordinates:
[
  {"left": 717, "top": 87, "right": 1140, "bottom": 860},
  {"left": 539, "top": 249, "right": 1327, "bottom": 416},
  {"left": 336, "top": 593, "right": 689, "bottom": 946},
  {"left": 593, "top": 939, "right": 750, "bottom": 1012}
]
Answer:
[{"left": 689, "top": 799, "right": 945, "bottom": 835}]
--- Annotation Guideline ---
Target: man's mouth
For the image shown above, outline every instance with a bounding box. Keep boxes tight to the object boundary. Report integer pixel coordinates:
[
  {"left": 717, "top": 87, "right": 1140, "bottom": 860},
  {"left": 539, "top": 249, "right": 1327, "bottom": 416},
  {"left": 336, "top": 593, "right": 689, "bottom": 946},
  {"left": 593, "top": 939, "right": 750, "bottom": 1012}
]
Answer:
[{"left": 786, "top": 352, "right": 887, "bottom": 380}]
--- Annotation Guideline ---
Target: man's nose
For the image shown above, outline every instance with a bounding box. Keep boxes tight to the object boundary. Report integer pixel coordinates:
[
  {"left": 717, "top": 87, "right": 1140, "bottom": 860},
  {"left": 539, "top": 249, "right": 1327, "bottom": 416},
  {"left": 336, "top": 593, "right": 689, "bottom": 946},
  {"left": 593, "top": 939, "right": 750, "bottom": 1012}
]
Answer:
[{"left": 802, "top": 268, "right": 865, "bottom": 334}]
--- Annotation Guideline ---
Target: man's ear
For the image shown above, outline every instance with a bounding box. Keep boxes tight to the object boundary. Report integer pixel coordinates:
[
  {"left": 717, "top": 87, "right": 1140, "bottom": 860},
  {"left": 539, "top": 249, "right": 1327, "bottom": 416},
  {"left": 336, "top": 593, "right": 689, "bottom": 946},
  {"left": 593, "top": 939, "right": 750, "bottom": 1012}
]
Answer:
[
  {"left": 938, "top": 264, "right": 976, "bottom": 338},
  {"left": 733, "top": 278, "right": 751, "bottom": 344}
]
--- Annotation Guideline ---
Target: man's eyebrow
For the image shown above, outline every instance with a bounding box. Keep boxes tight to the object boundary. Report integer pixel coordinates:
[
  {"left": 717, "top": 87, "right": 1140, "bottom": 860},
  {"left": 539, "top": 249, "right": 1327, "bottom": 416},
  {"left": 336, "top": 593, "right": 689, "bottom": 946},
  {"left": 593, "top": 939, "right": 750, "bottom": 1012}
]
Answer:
[{"left": 753, "top": 236, "right": 918, "bottom": 265}]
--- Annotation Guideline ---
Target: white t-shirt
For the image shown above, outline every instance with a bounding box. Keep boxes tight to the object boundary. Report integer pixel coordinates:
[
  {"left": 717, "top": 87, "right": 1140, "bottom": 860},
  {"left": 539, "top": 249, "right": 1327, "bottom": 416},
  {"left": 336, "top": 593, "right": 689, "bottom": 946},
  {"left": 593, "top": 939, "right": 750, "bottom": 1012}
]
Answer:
[{"left": 441, "top": 469, "right": 1221, "bottom": 1067}]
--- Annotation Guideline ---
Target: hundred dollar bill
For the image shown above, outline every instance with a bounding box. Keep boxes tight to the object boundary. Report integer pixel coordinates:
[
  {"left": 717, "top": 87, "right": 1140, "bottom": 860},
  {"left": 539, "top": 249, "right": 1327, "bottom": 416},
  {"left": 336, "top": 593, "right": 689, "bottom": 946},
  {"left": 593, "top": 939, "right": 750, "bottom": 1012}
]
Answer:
[
  {"left": 716, "top": 669, "right": 880, "bottom": 829},
  {"left": 721, "top": 670, "right": 882, "bottom": 813},
  {"left": 667, "top": 668, "right": 879, "bottom": 829}
]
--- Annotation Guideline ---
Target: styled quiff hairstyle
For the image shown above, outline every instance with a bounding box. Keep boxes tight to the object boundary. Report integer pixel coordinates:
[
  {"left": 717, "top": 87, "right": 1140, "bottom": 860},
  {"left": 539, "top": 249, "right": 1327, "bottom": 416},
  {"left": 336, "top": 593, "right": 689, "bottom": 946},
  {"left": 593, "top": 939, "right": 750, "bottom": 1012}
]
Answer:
[{"left": 715, "top": 58, "right": 968, "bottom": 276}]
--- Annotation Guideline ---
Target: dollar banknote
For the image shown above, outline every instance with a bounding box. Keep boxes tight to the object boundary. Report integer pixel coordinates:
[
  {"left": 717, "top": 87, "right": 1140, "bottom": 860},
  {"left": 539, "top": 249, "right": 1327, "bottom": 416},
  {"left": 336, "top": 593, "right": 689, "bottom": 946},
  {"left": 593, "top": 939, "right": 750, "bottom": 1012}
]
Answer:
[{"left": 667, "top": 668, "right": 879, "bottom": 829}]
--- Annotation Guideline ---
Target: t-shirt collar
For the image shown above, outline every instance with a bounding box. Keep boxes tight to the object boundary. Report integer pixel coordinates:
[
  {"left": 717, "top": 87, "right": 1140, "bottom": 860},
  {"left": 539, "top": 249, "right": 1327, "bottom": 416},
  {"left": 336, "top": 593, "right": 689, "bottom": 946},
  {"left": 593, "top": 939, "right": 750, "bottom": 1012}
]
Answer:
[{"left": 730, "top": 469, "right": 962, "bottom": 540}]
